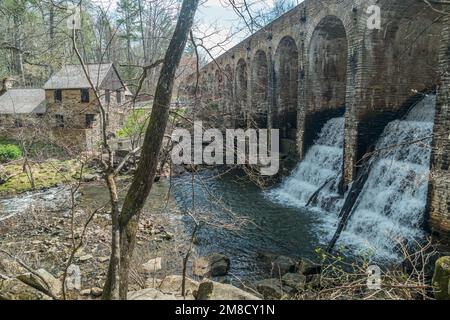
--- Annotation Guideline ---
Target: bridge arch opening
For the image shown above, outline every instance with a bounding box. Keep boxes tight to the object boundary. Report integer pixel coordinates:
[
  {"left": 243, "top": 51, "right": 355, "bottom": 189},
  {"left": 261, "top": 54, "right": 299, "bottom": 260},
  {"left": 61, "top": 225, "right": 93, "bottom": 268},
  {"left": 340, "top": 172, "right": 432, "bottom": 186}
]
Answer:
[
  {"left": 224, "top": 64, "right": 234, "bottom": 117},
  {"left": 251, "top": 50, "right": 269, "bottom": 128},
  {"left": 304, "top": 15, "right": 348, "bottom": 155},
  {"left": 275, "top": 36, "right": 298, "bottom": 139},
  {"left": 235, "top": 58, "right": 248, "bottom": 127},
  {"left": 214, "top": 69, "right": 224, "bottom": 106}
]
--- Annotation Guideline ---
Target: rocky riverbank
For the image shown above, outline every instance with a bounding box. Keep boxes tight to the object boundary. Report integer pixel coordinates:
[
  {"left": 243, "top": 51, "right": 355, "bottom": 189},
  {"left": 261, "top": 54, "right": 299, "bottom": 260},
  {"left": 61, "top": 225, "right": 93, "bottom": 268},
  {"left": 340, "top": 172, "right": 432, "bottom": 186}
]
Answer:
[
  {"left": 0, "top": 173, "right": 324, "bottom": 300},
  {"left": 0, "top": 177, "right": 193, "bottom": 299},
  {"left": 2, "top": 167, "right": 449, "bottom": 300}
]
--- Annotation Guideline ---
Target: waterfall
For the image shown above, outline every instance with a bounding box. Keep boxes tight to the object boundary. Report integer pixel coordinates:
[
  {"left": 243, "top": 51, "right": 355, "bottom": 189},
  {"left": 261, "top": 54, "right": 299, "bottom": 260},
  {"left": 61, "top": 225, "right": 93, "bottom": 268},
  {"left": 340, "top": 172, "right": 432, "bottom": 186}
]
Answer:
[
  {"left": 268, "top": 95, "right": 436, "bottom": 262},
  {"left": 268, "top": 117, "right": 345, "bottom": 213},
  {"left": 337, "top": 95, "right": 436, "bottom": 261}
]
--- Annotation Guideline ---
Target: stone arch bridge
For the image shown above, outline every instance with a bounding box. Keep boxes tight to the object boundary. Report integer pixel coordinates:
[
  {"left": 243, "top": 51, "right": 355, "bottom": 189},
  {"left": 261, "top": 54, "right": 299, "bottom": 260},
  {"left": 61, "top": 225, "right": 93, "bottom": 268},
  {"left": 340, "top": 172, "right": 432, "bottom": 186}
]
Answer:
[{"left": 186, "top": 0, "right": 450, "bottom": 241}]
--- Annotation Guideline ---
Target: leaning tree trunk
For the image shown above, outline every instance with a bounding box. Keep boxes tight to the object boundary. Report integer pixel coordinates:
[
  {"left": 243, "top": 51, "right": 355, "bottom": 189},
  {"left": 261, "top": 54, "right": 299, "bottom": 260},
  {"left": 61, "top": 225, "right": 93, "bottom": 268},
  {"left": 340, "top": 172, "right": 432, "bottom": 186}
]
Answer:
[{"left": 102, "top": 0, "right": 200, "bottom": 300}]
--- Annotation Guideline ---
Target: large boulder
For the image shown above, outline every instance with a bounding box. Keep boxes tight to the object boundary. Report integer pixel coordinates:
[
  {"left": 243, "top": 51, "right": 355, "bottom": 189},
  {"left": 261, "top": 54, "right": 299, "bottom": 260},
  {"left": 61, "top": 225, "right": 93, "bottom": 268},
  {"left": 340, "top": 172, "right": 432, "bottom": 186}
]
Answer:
[
  {"left": 297, "top": 258, "right": 321, "bottom": 275},
  {"left": 432, "top": 256, "right": 450, "bottom": 300},
  {"left": 196, "top": 280, "right": 261, "bottom": 300},
  {"left": 255, "top": 278, "right": 292, "bottom": 299},
  {"left": 82, "top": 173, "right": 99, "bottom": 182},
  {"left": 158, "top": 275, "right": 199, "bottom": 296},
  {"left": 0, "top": 278, "right": 52, "bottom": 300},
  {"left": 142, "top": 257, "right": 162, "bottom": 273},
  {"left": 16, "top": 268, "right": 61, "bottom": 297},
  {"left": 193, "top": 253, "right": 230, "bottom": 277},
  {"left": 282, "top": 273, "right": 306, "bottom": 292},
  {"left": 272, "top": 256, "right": 297, "bottom": 276}
]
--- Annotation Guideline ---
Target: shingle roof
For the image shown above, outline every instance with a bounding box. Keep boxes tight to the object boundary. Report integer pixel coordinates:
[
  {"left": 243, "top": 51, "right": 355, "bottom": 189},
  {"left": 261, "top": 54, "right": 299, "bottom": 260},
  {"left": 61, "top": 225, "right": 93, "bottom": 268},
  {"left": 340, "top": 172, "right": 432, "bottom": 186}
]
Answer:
[
  {"left": 0, "top": 89, "right": 46, "bottom": 114},
  {"left": 43, "top": 63, "right": 113, "bottom": 89}
]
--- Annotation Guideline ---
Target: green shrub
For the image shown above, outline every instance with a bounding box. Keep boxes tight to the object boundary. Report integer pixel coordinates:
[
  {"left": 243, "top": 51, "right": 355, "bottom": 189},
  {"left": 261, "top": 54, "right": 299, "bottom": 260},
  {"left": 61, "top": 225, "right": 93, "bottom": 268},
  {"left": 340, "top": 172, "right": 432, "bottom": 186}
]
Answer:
[
  {"left": 117, "top": 109, "right": 150, "bottom": 139},
  {"left": 0, "top": 144, "right": 22, "bottom": 162}
]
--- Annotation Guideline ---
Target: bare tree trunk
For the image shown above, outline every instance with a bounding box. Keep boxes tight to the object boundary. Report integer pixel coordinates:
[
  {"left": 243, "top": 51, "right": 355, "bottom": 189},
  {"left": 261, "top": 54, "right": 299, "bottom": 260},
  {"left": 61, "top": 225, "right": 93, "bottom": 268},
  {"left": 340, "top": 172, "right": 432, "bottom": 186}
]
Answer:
[
  {"left": 138, "top": 0, "right": 146, "bottom": 61},
  {"left": 102, "top": 171, "right": 121, "bottom": 300},
  {"left": 13, "top": 16, "right": 25, "bottom": 84},
  {"left": 100, "top": 0, "right": 199, "bottom": 300}
]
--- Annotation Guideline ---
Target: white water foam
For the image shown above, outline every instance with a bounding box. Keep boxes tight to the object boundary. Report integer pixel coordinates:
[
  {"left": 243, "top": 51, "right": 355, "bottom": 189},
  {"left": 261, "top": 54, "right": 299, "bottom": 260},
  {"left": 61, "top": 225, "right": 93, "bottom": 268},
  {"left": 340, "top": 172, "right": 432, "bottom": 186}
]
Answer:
[
  {"left": 337, "top": 95, "right": 436, "bottom": 261},
  {"left": 267, "top": 117, "right": 345, "bottom": 213},
  {"left": 268, "top": 95, "right": 436, "bottom": 262}
]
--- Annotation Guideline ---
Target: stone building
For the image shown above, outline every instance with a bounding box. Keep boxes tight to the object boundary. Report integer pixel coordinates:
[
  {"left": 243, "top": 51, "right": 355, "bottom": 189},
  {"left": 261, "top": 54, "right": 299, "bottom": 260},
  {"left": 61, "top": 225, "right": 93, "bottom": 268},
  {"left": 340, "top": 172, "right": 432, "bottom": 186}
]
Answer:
[
  {"left": 0, "top": 63, "right": 129, "bottom": 151},
  {"left": 0, "top": 89, "right": 46, "bottom": 128}
]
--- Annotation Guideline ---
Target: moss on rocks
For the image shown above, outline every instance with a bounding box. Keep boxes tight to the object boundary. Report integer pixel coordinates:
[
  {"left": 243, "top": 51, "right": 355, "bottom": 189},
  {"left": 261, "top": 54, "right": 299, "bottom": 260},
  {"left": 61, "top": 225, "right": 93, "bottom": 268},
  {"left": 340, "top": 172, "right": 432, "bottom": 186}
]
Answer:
[
  {"left": 432, "top": 256, "right": 450, "bottom": 300},
  {"left": 0, "top": 159, "right": 94, "bottom": 196}
]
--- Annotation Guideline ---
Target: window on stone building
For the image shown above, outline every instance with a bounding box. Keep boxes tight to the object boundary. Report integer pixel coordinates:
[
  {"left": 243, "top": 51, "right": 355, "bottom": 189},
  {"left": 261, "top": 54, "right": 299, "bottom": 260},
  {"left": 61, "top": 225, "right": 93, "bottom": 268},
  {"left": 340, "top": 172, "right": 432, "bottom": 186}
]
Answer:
[
  {"left": 116, "top": 90, "right": 122, "bottom": 104},
  {"left": 54, "top": 89, "right": 62, "bottom": 102},
  {"left": 81, "top": 88, "right": 90, "bottom": 103},
  {"left": 55, "top": 114, "right": 64, "bottom": 128},
  {"left": 105, "top": 89, "right": 110, "bottom": 104},
  {"left": 85, "top": 114, "right": 95, "bottom": 128}
]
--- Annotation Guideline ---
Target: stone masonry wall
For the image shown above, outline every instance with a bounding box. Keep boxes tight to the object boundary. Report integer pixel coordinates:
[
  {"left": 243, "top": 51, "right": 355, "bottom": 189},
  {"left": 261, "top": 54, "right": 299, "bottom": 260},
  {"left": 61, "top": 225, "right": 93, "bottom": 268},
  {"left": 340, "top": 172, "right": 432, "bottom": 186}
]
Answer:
[
  {"left": 192, "top": 0, "right": 449, "bottom": 239},
  {"left": 429, "top": 14, "right": 450, "bottom": 242}
]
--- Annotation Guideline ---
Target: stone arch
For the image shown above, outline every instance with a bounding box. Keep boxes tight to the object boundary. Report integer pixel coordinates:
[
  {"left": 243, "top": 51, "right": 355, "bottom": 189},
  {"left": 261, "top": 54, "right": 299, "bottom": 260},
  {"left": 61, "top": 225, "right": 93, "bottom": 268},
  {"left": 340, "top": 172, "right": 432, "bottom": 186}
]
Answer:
[
  {"left": 199, "top": 71, "right": 209, "bottom": 100},
  {"left": 345, "top": 1, "right": 443, "bottom": 181},
  {"left": 363, "top": 2, "right": 441, "bottom": 111},
  {"left": 235, "top": 58, "right": 248, "bottom": 126},
  {"left": 307, "top": 15, "right": 348, "bottom": 113},
  {"left": 275, "top": 36, "right": 298, "bottom": 139},
  {"left": 214, "top": 69, "right": 224, "bottom": 104},
  {"left": 205, "top": 72, "right": 214, "bottom": 102},
  {"left": 251, "top": 49, "right": 269, "bottom": 128},
  {"left": 224, "top": 64, "right": 234, "bottom": 115},
  {"left": 298, "top": 14, "right": 350, "bottom": 165}
]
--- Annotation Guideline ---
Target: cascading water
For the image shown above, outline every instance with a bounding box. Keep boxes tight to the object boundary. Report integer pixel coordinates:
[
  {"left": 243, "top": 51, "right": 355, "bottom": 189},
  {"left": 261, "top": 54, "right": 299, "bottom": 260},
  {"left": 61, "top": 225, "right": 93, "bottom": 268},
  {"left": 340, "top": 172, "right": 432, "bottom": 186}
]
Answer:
[
  {"left": 337, "top": 95, "right": 436, "bottom": 261},
  {"left": 268, "top": 95, "right": 436, "bottom": 262},
  {"left": 268, "top": 117, "right": 345, "bottom": 213}
]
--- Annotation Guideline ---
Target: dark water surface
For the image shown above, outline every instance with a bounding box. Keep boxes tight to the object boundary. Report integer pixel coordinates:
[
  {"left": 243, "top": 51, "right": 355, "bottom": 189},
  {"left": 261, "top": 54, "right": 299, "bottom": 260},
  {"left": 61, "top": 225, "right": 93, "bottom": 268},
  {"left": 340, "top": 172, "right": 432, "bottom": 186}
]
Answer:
[
  {"left": 171, "top": 170, "right": 325, "bottom": 280},
  {"left": 0, "top": 171, "right": 326, "bottom": 281}
]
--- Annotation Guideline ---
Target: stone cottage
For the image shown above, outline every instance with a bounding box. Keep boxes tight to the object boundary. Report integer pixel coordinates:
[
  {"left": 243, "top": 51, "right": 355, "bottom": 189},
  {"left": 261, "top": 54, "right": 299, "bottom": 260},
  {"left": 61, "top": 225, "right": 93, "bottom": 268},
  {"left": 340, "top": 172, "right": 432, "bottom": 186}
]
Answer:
[
  {"left": 0, "top": 88, "right": 46, "bottom": 129},
  {"left": 0, "top": 63, "right": 130, "bottom": 151}
]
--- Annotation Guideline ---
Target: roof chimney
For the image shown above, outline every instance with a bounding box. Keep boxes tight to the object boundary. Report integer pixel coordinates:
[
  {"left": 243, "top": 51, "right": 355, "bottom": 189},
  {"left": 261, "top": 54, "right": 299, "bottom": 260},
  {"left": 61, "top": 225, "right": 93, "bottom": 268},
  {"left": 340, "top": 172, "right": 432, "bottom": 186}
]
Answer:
[{"left": 0, "top": 77, "right": 15, "bottom": 96}]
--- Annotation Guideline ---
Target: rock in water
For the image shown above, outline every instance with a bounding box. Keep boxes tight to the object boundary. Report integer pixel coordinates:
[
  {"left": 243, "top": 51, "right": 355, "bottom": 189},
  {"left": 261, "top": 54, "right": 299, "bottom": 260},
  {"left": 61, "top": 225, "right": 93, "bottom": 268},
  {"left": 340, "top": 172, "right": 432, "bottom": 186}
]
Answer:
[
  {"left": 193, "top": 253, "right": 230, "bottom": 277},
  {"left": 282, "top": 273, "right": 306, "bottom": 292},
  {"left": 297, "top": 258, "right": 321, "bottom": 275},
  {"left": 255, "top": 279, "right": 291, "bottom": 299},
  {"left": 196, "top": 280, "right": 261, "bottom": 300},
  {"left": 272, "top": 256, "right": 297, "bottom": 276},
  {"left": 432, "top": 256, "right": 450, "bottom": 300}
]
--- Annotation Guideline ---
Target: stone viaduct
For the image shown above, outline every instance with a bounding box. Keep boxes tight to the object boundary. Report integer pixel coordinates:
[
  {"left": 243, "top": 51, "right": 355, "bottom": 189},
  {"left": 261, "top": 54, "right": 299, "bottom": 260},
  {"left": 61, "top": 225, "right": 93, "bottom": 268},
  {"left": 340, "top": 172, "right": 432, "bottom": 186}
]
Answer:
[{"left": 190, "top": 0, "right": 450, "bottom": 241}]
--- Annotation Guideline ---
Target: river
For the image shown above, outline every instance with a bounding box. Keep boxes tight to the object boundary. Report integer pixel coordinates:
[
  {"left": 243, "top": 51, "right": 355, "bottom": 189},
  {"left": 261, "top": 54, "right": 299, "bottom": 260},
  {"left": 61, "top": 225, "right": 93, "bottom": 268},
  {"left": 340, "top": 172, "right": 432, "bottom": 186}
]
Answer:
[{"left": 0, "top": 171, "right": 324, "bottom": 282}]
